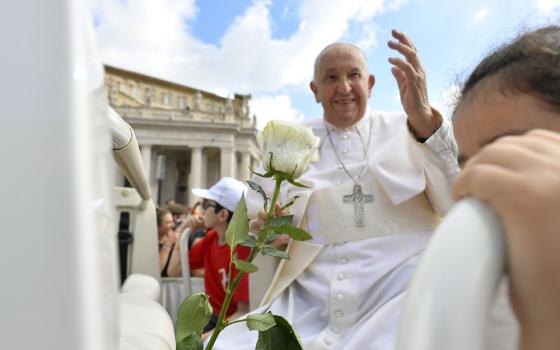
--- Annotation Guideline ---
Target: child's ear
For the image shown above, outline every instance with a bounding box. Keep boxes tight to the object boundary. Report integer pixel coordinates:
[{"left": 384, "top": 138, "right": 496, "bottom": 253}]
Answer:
[{"left": 218, "top": 209, "right": 230, "bottom": 223}]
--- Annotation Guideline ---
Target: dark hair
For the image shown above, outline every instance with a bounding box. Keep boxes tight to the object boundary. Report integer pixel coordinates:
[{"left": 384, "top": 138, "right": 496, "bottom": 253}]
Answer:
[
  {"left": 217, "top": 203, "right": 234, "bottom": 224},
  {"left": 156, "top": 208, "right": 171, "bottom": 228},
  {"left": 456, "top": 25, "right": 560, "bottom": 113}
]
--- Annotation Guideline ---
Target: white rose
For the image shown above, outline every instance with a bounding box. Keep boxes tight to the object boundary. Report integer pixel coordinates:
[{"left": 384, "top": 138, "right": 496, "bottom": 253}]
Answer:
[{"left": 259, "top": 120, "right": 320, "bottom": 179}]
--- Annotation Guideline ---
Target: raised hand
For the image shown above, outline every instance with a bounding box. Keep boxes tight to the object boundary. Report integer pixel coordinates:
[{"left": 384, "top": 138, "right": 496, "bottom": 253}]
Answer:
[
  {"left": 185, "top": 214, "right": 205, "bottom": 231},
  {"left": 249, "top": 203, "right": 290, "bottom": 247},
  {"left": 388, "top": 29, "right": 440, "bottom": 139}
]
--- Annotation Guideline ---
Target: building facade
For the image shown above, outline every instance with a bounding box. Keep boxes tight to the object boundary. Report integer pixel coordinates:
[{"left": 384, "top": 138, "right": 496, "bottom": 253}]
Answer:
[{"left": 105, "top": 65, "right": 260, "bottom": 207}]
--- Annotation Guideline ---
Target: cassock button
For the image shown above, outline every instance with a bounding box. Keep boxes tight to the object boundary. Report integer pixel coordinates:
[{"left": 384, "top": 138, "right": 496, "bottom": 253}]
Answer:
[
  {"left": 341, "top": 134, "right": 349, "bottom": 140},
  {"left": 335, "top": 293, "right": 345, "bottom": 301},
  {"left": 342, "top": 148, "right": 349, "bottom": 154},
  {"left": 334, "top": 309, "right": 344, "bottom": 318},
  {"left": 331, "top": 327, "right": 340, "bottom": 334},
  {"left": 324, "top": 337, "right": 332, "bottom": 346},
  {"left": 337, "top": 273, "right": 345, "bottom": 280},
  {"left": 340, "top": 257, "right": 348, "bottom": 264}
]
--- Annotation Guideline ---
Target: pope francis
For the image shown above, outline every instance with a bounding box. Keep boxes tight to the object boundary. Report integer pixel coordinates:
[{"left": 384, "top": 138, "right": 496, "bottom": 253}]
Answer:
[{"left": 209, "top": 29, "right": 459, "bottom": 349}]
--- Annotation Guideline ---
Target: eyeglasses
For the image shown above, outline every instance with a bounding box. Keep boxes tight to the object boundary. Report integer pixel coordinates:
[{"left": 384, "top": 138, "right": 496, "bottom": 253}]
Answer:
[{"left": 202, "top": 200, "right": 218, "bottom": 210}]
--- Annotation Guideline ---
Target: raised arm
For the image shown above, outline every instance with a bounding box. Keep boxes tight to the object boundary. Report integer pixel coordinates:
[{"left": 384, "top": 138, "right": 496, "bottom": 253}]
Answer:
[{"left": 388, "top": 29, "right": 441, "bottom": 141}]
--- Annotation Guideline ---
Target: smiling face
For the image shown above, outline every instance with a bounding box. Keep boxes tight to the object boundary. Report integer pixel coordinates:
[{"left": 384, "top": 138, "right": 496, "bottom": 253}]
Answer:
[
  {"left": 310, "top": 43, "right": 375, "bottom": 128},
  {"left": 453, "top": 78, "right": 560, "bottom": 166}
]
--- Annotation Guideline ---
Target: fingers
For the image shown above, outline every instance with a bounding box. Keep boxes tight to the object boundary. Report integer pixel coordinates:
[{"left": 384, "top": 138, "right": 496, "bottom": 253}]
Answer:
[
  {"left": 390, "top": 66, "right": 406, "bottom": 93},
  {"left": 453, "top": 162, "right": 522, "bottom": 208},
  {"left": 256, "top": 203, "right": 287, "bottom": 220},
  {"left": 250, "top": 202, "right": 291, "bottom": 235},
  {"left": 257, "top": 209, "right": 267, "bottom": 221},
  {"left": 388, "top": 54, "right": 422, "bottom": 78},
  {"left": 249, "top": 218, "right": 264, "bottom": 233},
  {"left": 391, "top": 29, "right": 417, "bottom": 51},
  {"left": 526, "top": 128, "right": 560, "bottom": 142},
  {"left": 453, "top": 131, "right": 560, "bottom": 214},
  {"left": 388, "top": 29, "right": 423, "bottom": 73},
  {"left": 464, "top": 140, "right": 548, "bottom": 173},
  {"left": 186, "top": 215, "right": 204, "bottom": 230},
  {"left": 454, "top": 139, "right": 533, "bottom": 201},
  {"left": 497, "top": 130, "right": 560, "bottom": 158},
  {"left": 274, "top": 202, "right": 288, "bottom": 217},
  {"left": 270, "top": 234, "right": 291, "bottom": 248}
]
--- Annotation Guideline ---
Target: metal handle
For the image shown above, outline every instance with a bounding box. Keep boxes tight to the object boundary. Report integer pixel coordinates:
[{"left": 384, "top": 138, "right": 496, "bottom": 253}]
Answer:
[
  {"left": 110, "top": 106, "right": 152, "bottom": 201},
  {"left": 396, "top": 198, "right": 505, "bottom": 350}
]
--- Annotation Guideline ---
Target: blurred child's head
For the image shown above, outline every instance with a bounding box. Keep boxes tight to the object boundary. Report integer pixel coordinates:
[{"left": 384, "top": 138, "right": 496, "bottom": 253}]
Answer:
[
  {"left": 453, "top": 25, "right": 560, "bottom": 166},
  {"left": 191, "top": 177, "right": 247, "bottom": 230}
]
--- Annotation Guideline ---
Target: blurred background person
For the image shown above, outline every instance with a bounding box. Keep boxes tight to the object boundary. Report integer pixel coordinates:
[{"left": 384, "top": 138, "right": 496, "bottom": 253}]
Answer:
[{"left": 157, "top": 208, "right": 181, "bottom": 277}]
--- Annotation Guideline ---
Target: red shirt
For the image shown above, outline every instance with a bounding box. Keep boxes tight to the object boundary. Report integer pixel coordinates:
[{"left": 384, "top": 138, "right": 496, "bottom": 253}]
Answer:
[{"left": 189, "top": 229, "right": 250, "bottom": 317}]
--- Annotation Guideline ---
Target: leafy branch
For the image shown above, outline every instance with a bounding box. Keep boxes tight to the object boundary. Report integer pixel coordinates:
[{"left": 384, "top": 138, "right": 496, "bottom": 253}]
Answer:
[{"left": 176, "top": 173, "right": 311, "bottom": 350}]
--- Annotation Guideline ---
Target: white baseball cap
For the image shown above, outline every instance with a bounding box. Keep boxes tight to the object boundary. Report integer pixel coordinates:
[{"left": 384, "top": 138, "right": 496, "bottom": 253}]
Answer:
[{"left": 191, "top": 177, "right": 247, "bottom": 212}]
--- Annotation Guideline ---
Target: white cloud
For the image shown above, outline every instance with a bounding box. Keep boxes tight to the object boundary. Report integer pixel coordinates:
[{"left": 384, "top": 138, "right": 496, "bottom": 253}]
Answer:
[
  {"left": 435, "top": 84, "right": 461, "bottom": 117},
  {"left": 385, "top": 0, "right": 411, "bottom": 11},
  {"left": 536, "top": 0, "right": 560, "bottom": 12},
  {"left": 249, "top": 94, "right": 305, "bottom": 130},
  {"left": 90, "top": 0, "right": 402, "bottom": 92},
  {"left": 347, "top": 20, "right": 379, "bottom": 52},
  {"left": 473, "top": 6, "right": 489, "bottom": 21},
  {"left": 89, "top": 0, "right": 410, "bottom": 125}
]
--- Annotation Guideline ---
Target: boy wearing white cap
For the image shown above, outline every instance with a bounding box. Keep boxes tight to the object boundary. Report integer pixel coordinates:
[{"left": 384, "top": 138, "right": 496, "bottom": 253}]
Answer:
[{"left": 188, "top": 177, "right": 250, "bottom": 333}]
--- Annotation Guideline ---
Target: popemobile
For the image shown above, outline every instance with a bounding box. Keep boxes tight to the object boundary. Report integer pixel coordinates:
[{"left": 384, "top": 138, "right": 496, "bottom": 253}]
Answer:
[{"left": 0, "top": 1, "right": 509, "bottom": 349}]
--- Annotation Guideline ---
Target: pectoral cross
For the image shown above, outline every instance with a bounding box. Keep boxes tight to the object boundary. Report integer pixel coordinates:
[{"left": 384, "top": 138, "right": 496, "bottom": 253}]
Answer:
[{"left": 343, "top": 184, "right": 374, "bottom": 226}]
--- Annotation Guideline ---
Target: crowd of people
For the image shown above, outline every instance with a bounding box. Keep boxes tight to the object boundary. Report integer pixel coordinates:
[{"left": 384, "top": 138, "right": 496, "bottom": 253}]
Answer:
[{"left": 153, "top": 24, "right": 560, "bottom": 349}]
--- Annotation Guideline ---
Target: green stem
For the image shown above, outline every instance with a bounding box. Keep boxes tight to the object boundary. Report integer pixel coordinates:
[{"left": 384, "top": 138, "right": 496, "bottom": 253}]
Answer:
[
  {"left": 205, "top": 177, "right": 283, "bottom": 350},
  {"left": 267, "top": 178, "right": 282, "bottom": 220},
  {"left": 222, "top": 318, "right": 248, "bottom": 328},
  {"left": 205, "top": 267, "right": 245, "bottom": 349}
]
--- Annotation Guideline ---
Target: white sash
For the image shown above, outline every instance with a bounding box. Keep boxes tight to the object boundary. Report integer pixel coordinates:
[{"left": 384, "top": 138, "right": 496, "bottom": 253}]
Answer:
[{"left": 298, "top": 179, "right": 439, "bottom": 245}]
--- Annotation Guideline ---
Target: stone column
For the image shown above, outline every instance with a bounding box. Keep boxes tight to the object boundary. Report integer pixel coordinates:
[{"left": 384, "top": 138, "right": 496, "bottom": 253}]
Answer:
[
  {"left": 220, "top": 147, "right": 235, "bottom": 178},
  {"left": 189, "top": 146, "right": 203, "bottom": 206},
  {"left": 201, "top": 148, "right": 208, "bottom": 188},
  {"left": 240, "top": 152, "right": 251, "bottom": 181},
  {"left": 160, "top": 154, "right": 177, "bottom": 205}
]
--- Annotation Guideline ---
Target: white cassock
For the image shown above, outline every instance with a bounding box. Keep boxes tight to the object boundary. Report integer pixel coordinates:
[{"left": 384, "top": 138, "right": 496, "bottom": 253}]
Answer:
[{"left": 209, "top": 110, "right": 517, "bottom": 349}]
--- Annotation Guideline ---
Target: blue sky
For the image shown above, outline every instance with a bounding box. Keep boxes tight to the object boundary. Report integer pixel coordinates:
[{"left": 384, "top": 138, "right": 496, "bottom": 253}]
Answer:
[{"left": 90, "top": 0, "right": 559, "bottom": 128}]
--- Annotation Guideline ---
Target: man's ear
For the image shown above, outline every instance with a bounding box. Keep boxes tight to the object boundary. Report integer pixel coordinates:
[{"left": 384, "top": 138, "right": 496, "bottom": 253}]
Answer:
[
  {"left": 367, "top": 74, "right": 375, "bottom": 97},
  {"left": 310, "top": 81, "right": 320, "bottom": 103}
]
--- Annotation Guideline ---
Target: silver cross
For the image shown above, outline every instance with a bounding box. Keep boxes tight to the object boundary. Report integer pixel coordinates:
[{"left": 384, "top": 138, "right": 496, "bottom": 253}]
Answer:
[{"left": 343, "top": 184, "right": 374, "bottom": 226}]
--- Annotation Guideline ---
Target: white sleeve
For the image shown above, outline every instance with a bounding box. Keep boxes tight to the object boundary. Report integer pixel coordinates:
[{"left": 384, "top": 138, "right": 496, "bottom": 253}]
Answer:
[{"left": 410, "top": 117, "right": 460, "bottom": 216}]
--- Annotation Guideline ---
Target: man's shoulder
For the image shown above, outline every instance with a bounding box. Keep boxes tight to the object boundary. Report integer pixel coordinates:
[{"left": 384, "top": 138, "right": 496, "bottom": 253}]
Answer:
[
  {"left": 372, "top": 110, "right": 407, "bottom": 125},
  {"left": 370, "top": 110, "right": 408, "bottom": 134},
  {"left": 299, "top": 112, "right": 407, "bottom": 131},
  {"left": 302, "top": 117, "right": 327, "bottom": 134}
]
